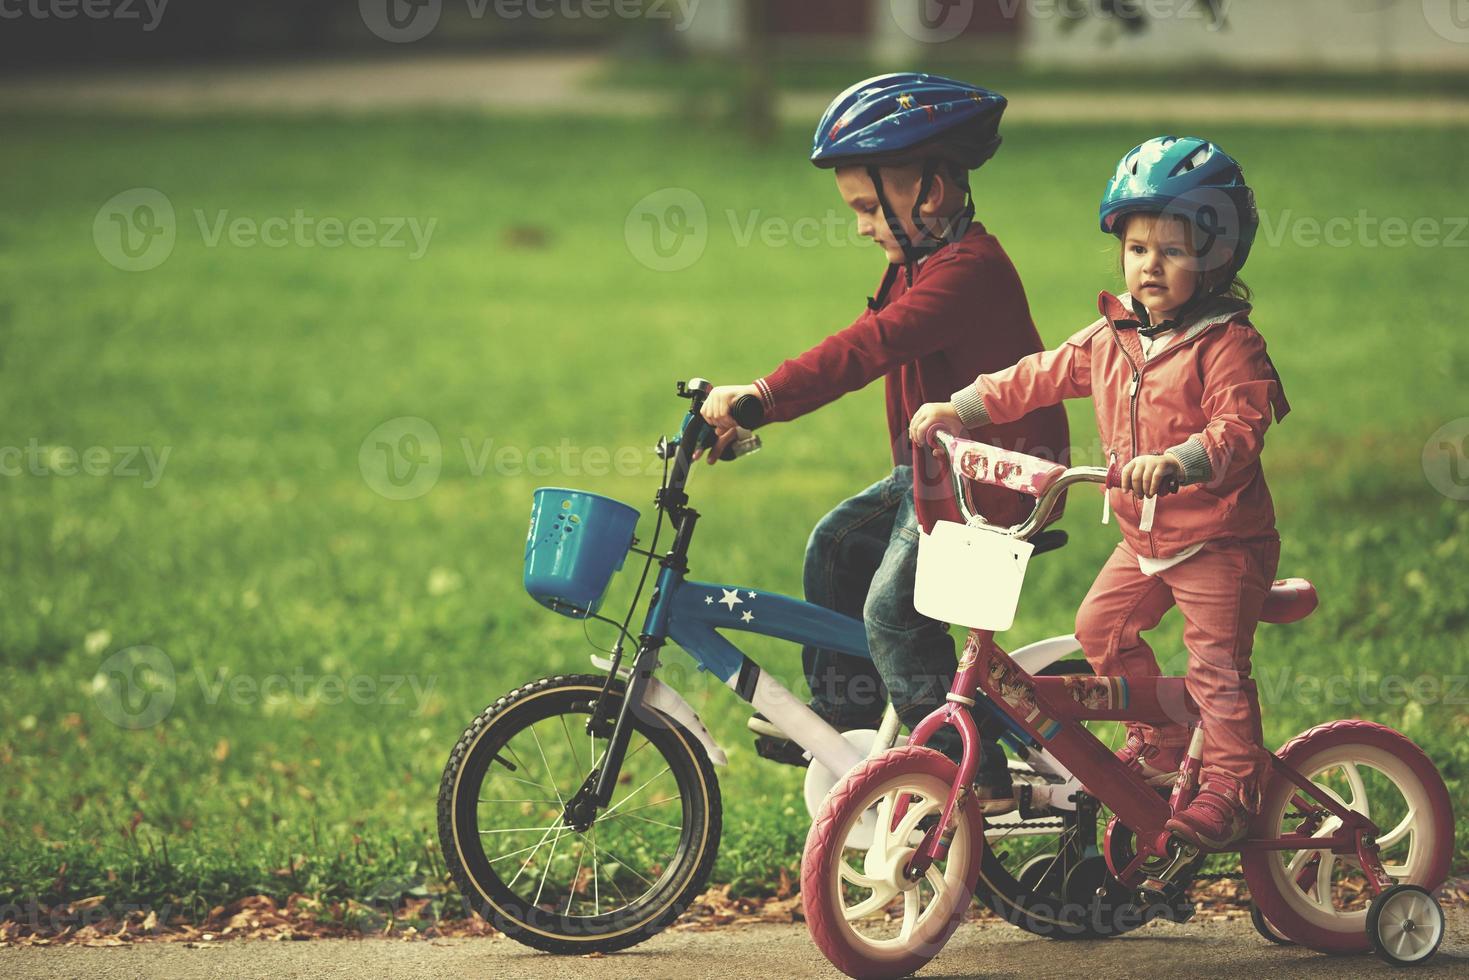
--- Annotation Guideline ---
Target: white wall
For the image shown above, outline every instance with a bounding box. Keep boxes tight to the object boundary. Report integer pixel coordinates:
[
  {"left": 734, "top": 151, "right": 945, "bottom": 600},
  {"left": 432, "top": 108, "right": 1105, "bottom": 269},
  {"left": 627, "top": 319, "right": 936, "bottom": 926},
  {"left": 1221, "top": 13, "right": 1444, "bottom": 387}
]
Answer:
[{"left": 1020, "top": 0, "right": 1469, "bottom": 72}]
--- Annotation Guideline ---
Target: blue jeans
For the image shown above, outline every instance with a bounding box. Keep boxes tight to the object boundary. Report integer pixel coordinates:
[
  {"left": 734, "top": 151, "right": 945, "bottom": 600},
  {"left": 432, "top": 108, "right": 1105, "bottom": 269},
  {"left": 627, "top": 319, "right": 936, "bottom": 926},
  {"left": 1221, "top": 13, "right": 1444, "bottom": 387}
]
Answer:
[{"left": 801, "top": 465, "right": 1007, "bottom": 781}]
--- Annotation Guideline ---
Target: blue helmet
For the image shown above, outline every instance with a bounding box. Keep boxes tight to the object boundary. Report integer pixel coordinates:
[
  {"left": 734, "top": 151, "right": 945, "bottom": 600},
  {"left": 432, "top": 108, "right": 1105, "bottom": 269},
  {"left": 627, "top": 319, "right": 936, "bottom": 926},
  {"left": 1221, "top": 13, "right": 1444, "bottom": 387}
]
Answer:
[
  {"left": 812, "top": 73, "right": 1006, "bottom": 286},
  {"left": 811, "top": 72, "right": 1007, "bottom": 171},
  {"left": 1099, "top": 136, "right": 1258, "bottom": 288}
]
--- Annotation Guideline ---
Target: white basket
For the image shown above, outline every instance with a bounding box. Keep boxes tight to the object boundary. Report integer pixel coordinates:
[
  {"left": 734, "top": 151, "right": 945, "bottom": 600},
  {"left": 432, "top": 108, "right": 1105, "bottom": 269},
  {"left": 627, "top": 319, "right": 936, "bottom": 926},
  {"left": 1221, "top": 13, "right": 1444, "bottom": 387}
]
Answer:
[{"left": 914, "top": 520, "right": 1033, "bottom": 632}]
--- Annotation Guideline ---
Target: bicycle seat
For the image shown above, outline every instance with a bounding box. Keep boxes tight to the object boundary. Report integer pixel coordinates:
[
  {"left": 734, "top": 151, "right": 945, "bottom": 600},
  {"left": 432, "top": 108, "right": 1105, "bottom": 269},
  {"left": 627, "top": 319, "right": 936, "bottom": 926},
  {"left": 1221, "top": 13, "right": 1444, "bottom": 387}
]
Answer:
[{"left": 1261, "top": 578, "right": 1317, "bottom": 624}]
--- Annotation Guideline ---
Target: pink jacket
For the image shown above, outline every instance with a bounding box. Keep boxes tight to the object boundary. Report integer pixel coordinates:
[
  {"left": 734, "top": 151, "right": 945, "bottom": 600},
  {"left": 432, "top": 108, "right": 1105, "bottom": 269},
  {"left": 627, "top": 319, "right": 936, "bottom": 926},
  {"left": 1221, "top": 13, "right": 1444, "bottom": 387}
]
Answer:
[{"left": 951, "top": 292, "right": 1290, "bottom": 558}]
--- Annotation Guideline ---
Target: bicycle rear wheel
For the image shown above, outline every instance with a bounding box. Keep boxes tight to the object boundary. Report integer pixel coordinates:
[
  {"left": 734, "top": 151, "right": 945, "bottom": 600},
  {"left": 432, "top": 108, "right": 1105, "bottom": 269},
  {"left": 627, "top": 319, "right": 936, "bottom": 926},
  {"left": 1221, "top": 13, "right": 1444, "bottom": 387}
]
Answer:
[{"left": 438, "top": 674, "right": 721, "bottom": 954}]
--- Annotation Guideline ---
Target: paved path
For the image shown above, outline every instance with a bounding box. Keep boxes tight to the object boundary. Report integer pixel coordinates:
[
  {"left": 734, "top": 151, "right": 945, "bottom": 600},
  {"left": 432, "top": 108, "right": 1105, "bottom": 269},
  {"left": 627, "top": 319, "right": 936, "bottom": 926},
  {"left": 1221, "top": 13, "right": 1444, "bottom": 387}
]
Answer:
[
  {"left": 4, "top": 911, "right": 1468, "bottom": 979},
  {"left": 4, "top": 53, "right": 1468, "bottom": 125}
]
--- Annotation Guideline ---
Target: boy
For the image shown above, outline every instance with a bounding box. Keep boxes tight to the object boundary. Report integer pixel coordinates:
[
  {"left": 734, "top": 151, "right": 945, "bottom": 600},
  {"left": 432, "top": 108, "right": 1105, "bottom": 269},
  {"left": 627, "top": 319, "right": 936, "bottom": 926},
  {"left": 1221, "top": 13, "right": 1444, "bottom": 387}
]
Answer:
[{"left": 700, "top": 74, "right": 1069, "bottom": 810}]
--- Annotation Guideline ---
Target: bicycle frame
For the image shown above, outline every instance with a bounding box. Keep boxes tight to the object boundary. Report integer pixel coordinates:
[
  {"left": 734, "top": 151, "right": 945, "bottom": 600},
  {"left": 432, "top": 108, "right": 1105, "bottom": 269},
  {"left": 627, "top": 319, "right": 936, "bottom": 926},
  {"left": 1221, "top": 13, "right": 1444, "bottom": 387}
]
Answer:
[
  {"left": 564, "top": 380, "right": 891, "bottom": 827},
  {"left": 900, "top": 431, "right": 1392, "bottom": 896},
  {"left": 563, "top": 381, "right": 1045, "bottom": 833}
]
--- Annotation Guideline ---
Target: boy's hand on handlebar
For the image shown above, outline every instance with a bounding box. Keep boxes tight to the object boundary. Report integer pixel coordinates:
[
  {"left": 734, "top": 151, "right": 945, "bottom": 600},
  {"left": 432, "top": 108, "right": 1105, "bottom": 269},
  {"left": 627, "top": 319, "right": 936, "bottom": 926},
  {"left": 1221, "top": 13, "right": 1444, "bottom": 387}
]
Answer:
[
  {"left": 692, "top": 426, "right": 739, "bottom": 465},
  {"left": 908, "top": 402, "right": 963, "bottom": 459},
  {"left": 1120, "top": 453, "right": 1183, "bottom": 497},
  {"left": 701, "top": 384, "right": 760, "bottom": 431}
]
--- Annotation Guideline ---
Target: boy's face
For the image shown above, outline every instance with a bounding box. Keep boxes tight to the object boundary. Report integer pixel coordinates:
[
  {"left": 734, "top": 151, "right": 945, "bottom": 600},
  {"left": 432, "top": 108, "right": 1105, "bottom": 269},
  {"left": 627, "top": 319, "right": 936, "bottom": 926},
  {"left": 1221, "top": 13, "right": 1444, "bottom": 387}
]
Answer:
[
  {"left": 835, "top": 164, "right": 953, "bottom": 265},
  {"left": 1121, "top": 212, "right": 1205, "bottom": 321}
]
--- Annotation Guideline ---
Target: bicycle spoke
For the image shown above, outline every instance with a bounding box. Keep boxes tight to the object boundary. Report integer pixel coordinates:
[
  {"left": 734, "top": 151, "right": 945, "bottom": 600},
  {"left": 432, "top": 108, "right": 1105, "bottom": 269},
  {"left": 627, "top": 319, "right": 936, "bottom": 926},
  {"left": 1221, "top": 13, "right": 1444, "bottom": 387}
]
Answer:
[
  {"left": 1378, "top": 806, "right": 1416, "bottom": 850},
  {"left": 528, "top": 723, "right": 566, "bottom": 810},
  {"left": 479, "top": 824, "right": 568, "bottom": 836},
  {"left": 839, "top": 861, "right": 882, "bottom": 891},
  {"left": 606, "top": 795, "right": 680, "bottom": 818},
  {"left": 532, "top": 824, "right": 563, "bottom": 910},
  {"left": 601, "top": 764, "right": 673, "bottom": 820},
  {"left": 507, "top": 823, "right": 570, "bottom": 890},
  {"left": 601, "top": 810, "right": 683, "bottom": 832},
  {"left": 593, "top": 842, "right": 657, "bottom": 890},
  {"left": 560, "top": 713, "right": 585, "bottom": 773},
  {"left": 898, "top": 888, "right": 920, "bottom": 941},
  {"left": 1342, "top": 763, "right": 1369, "bottom": 819},
  {"left": 844, "top": 884, "right": 899, "bottom": 920},
  {"left": 564, "top": 843, "right": 588, "bottom": 916},
  {"left": 478, "top": 798, "right": 563, "bottom": 806}
]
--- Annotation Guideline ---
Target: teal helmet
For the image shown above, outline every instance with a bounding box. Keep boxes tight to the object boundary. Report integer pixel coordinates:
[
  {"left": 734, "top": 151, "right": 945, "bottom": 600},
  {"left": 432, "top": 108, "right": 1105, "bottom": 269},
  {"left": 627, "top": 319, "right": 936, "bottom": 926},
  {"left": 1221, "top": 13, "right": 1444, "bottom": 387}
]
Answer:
[{"left": 1100, "top": 136, "right": 1258, "bottom": 290}]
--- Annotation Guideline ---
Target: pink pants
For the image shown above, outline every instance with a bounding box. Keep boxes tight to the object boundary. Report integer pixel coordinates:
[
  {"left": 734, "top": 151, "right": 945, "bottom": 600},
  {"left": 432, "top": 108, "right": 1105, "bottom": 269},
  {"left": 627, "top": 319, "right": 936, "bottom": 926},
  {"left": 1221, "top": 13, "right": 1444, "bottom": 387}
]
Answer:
[{"left": 1074, "top": 535, "right": 1281, "bottom": 808}]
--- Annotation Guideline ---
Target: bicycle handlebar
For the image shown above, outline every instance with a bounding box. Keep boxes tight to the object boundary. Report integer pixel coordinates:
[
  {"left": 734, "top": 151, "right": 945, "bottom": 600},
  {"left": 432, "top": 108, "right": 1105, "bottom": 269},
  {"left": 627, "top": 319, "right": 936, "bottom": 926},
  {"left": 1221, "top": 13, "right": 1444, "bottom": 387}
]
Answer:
[
  {"left": 931, "top": 429, "right": 1115, "bottom": 541},
  {"left": 731, "top": 394, "right": 765, "bottom": 429}
]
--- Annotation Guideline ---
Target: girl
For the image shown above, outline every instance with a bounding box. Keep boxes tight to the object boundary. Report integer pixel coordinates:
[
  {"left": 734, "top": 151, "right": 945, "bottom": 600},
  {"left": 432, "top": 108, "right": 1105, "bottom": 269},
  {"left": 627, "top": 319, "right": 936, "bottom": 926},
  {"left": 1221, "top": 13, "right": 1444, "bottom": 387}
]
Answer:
[{"left": 909, "top": 136, "right": 1290, "bottom": 848}]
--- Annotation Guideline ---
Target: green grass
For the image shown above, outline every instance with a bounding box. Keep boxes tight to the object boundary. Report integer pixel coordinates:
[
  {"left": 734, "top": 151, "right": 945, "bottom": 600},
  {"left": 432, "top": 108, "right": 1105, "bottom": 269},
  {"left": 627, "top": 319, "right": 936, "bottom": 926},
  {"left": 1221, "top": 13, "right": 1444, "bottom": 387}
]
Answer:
[{"left": 1, "top": 109, "right": 1467, "bottom": 920}]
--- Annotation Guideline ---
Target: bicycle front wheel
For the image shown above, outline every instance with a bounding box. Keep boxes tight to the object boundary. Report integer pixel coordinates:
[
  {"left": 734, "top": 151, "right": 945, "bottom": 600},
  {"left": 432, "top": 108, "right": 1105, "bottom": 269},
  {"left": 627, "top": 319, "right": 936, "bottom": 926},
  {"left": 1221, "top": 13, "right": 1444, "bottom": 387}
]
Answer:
[{"left": 438, "top": 673, "right": 721, "bottom": 954}]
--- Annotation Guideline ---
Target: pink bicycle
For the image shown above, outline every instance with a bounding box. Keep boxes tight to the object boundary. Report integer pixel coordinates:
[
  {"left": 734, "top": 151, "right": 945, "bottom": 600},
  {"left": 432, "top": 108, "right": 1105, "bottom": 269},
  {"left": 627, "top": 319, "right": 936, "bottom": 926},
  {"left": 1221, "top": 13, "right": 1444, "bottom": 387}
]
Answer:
[{"left": 801, "top": 432, "right": 1453, "bottom": 977}]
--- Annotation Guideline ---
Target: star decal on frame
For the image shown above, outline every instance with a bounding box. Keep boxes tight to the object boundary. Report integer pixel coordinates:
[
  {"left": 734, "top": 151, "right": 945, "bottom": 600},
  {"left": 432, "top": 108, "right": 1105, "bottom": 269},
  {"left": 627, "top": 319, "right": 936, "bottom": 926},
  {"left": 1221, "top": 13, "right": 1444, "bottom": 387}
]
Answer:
[
  {"left": 704, "top": 595, "right": 713, "bottom": 605},
  {"left": 718, "top": 588, "right": 743, "bottom": 611},
  {"left": 747, "top": 591, "right": 757, "bottom": 599},
  {"left": 740, "top": 610, "right": 754, "bottom": 624}
]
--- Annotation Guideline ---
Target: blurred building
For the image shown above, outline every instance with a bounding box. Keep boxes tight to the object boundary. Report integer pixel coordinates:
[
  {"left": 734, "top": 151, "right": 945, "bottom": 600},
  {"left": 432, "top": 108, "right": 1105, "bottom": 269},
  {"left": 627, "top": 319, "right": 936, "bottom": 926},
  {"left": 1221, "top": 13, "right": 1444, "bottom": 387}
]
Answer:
[
  {"left": 684, "top": 0, "right": 1469, "bottom": 73},
  {"left": 3, "top": 0, "right": 1467, "bottom": 73}
]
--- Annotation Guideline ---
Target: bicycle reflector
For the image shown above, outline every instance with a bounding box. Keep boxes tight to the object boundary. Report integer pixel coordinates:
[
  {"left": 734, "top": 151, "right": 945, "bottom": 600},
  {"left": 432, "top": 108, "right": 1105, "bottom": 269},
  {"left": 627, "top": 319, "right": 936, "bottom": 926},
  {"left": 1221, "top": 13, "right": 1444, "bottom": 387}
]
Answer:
[{"left": 524, "top": 488, "right": 641, "bottom": 618}]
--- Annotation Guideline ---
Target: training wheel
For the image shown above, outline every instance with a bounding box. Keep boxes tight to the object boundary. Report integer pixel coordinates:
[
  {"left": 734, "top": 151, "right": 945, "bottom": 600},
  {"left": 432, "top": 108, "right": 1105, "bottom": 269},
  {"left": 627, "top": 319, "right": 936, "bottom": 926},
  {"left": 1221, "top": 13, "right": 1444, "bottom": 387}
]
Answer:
[
  {"left": 1249, "top": 901, "right": 1293, "bottom": 945},
  {"left": 1366, "top": 884, "right": 1444, "bottom": 966}
]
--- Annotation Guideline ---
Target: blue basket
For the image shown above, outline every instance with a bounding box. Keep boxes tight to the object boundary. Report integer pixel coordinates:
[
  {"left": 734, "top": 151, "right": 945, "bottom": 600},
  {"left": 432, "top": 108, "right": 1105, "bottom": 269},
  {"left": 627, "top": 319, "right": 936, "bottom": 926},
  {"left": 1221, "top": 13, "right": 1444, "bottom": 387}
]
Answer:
[{"left": 524, "top": 488, "right": 641, "bottom": 618}]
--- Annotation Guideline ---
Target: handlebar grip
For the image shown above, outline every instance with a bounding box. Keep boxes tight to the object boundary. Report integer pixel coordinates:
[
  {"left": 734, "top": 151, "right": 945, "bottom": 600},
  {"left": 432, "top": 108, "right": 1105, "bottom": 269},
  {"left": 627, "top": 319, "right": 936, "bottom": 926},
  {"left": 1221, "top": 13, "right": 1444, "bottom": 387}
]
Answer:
[{"left": 731, "top": 394, "right": 765, "bottom": 429}]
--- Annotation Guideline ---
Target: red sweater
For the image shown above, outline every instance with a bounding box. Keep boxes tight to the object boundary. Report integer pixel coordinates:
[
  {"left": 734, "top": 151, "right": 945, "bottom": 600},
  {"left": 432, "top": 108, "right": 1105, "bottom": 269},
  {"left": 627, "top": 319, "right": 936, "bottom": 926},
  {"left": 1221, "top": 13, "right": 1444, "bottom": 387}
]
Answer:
[{"left": 755, "top": 222, "right": 1070, "bottom": 533}]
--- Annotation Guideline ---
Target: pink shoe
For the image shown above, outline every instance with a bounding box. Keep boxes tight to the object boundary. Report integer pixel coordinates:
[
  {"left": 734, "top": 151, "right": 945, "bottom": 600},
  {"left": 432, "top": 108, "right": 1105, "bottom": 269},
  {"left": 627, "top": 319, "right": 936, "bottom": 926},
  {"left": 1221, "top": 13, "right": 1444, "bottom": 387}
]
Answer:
[
  {"left": 1117, "top": 725, "right": 1187, "bottom": 787},
  {"left": 1166, "top": 774, "right": 1250, "bottom": 850}
]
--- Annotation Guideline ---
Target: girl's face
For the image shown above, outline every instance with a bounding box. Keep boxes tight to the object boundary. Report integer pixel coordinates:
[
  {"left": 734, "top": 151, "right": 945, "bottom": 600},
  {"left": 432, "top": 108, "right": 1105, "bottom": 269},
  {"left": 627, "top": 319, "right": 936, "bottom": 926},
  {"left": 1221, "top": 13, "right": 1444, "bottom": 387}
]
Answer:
[
  {"left": 835, "top": 164, "right": 955, "bottom": 265},
  {"left": 1121, "top": 213, "right": 1203, "bottom": 321}
]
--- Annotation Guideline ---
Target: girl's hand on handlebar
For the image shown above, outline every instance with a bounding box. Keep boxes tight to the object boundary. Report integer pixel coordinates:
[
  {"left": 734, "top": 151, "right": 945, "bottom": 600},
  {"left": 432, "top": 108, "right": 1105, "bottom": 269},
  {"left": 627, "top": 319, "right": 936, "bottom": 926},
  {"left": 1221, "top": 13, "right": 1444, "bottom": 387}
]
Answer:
[
  {"left": 701, "top": 384, "right": 760, "bottom": 431},
  {"left": 1120, "top": 453, "right": 1183, "bottom": 497},
  {"left": 908, "top": 402, "right": 963, "bottom": 459}
]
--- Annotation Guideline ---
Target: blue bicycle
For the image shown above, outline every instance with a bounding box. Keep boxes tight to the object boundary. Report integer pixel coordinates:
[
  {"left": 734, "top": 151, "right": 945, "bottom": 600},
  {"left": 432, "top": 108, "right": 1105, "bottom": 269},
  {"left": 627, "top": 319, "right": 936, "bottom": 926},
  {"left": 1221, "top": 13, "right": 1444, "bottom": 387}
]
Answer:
[{"left": 437, "top": 378, "right": 1079, "bottom": 953}]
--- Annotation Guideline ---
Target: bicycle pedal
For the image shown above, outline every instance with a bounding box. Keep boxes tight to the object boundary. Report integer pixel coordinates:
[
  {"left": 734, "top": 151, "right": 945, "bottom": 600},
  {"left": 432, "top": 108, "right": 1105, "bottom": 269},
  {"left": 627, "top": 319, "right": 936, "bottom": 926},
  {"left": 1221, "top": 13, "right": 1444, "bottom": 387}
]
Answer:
[{"left": 753, "top": 734, "right": 810, "bottom": 769}]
